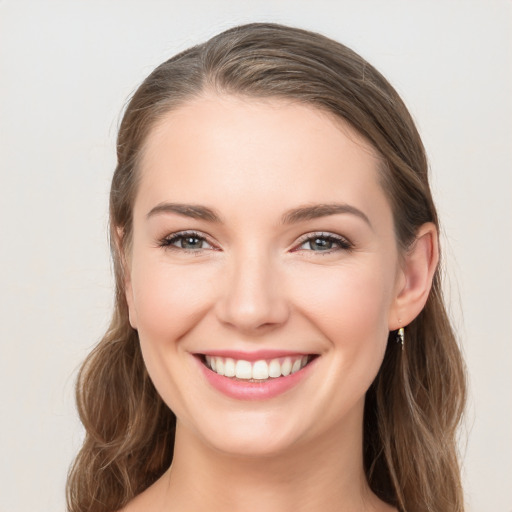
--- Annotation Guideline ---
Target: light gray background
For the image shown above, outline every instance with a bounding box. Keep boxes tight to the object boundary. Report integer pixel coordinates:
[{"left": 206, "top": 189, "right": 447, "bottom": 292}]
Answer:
[{"left": 1, "top": 1, "right": 511, "bottom": 511}]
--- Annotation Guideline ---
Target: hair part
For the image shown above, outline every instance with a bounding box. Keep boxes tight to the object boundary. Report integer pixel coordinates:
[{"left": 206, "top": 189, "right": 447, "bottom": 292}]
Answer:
[{"left": 67, "top": 22, "right": 466, "bottom": 512}]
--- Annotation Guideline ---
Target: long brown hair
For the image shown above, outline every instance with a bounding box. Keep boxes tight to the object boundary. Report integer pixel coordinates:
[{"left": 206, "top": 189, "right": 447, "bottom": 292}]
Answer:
[{"left": 67, "top": 23, "right": 466, "bottom": 512}]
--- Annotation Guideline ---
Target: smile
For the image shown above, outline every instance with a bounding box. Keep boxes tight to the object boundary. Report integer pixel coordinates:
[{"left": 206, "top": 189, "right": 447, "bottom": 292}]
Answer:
[
  {"left": 195, "top": 351, "right": 318, "bottom": 400},
  {"left": 203, "top": 354, "right": 311, "bottom": 381}
]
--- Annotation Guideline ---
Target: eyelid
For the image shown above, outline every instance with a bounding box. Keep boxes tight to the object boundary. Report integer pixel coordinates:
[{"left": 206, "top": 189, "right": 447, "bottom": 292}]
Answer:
[
  {"left": 158, "top": 230, "right": 217, "bottom": 252},
  {"left": 158, "top": 230, "right": 353, "bottom": 254},
  {"left": 292, "top": 231, "right": 353, "bottom": 253}
]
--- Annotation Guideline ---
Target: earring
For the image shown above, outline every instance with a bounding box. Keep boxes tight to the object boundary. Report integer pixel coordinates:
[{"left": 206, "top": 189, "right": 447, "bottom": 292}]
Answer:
[{"left": 397, "top": 327, "right": 405, "bottom": 350}]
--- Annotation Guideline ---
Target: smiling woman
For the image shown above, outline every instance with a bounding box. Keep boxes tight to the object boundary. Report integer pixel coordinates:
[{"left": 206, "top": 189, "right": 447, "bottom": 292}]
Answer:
[{"left": 66, "top": 23, "right": 466, "bottom": 512}]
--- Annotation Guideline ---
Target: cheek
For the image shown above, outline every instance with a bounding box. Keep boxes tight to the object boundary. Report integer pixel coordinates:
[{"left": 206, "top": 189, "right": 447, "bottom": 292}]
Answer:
[
  {"left": 287, "top": 262, "right": 394, "bottom": 424},
  {"left": 290, "top": 260, "right": 394, "bottom": 394},
  {"left": 128, "top": 256, "right": 217, "bottom": 415},
  {"left": 131, "top": 257, "right": 215, "bottom": 343},
  {"left": 293, "top": 262, "right": 393, "bottom": 339}
]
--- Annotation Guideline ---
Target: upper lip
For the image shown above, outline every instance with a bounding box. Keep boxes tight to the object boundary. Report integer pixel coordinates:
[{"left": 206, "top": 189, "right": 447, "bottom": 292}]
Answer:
[{"left": 196, "top": 349, "right": 315, "bottom": 361}]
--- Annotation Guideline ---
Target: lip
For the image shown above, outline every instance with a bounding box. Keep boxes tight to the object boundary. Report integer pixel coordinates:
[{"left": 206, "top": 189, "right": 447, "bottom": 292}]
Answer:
[{"left": 193, "top": 352, "right": 318, "bottom": 401}]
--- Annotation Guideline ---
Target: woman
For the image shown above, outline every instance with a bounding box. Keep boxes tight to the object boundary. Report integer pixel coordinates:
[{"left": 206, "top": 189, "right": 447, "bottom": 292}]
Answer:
[{"left": 67, "top": 23, "right": 466, "bottom": 512}]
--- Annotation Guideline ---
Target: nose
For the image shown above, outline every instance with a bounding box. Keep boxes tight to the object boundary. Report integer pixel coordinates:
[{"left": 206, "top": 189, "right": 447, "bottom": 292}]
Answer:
[{"left": 214, "top": 248, "right": 290, "bottom": 335}]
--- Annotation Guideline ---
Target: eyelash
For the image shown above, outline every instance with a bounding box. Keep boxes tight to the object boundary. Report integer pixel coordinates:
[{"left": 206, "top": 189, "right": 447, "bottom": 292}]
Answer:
[
  {"left": 158, "top": 230, "right": 353, "bottom": 255},
  {"left": 295, "top": 232, "right": 353, "bottom": 253},
  {"left": 158, "top": 231, "right": 217, "bottom": 254}
]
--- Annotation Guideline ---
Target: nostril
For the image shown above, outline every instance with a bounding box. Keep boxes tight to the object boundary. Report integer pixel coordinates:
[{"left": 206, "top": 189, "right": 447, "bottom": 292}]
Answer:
[{"left": 213, "top": 282, "right": 291, "bottom": 334}]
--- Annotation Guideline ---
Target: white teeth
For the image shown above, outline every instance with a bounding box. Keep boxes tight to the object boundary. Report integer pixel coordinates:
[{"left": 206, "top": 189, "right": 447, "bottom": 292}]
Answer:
[
  {"left": 224, "top": 358, "right": 236, "bottom": 377},
  {"left": 205, "top": 354, "right": 311, "bottom": 380},
  {"left": 268, "top": 359, "right": 281, "bottom": 378},
  {"left": 252, "top": 360, "right": 269, "bottom": 380},
  {"left": 281, "top": 358, "right": 292, "bottom": 376},
  {"left": 235, "top": 360, "right": 252, "bottom": 379},
  {"left": 291, "top": 359, "right": 302, "bottom": 374},
  {"left": 215, "top": 357, "right": 225, "bottom": 376}
]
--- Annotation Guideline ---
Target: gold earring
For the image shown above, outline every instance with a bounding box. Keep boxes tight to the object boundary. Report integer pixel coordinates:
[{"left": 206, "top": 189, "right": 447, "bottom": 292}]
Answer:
[{"left": 397, "top": 327, "right": 405, "bottom": 350}]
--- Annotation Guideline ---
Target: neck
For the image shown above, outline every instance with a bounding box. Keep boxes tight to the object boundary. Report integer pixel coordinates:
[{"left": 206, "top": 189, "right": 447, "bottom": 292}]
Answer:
[{"left": 160, "top": 407, "right": 385, "bottom": 512}]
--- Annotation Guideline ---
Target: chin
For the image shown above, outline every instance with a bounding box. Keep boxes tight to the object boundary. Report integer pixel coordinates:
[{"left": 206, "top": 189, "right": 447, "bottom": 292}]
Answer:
[
  {"left": 187, "top": 409, "right": 308, "bottom": 459},
  {"left": 206, "top": 432, "right": 298, "bottom": 459}
]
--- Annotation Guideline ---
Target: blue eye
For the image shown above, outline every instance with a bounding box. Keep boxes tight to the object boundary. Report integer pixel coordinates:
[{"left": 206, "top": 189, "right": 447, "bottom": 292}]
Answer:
[
  {"left": 159, "top": 231, "right": 352, "bottom": 255},
  {"left": 296, "top": 233, "right": 352, "bottom": 253},
  {"left": 160, "top": 231, "right": 213, "bottom": 251}
]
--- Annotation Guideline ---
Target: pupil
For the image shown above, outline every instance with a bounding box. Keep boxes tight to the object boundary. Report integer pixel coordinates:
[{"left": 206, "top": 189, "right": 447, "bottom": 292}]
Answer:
[
  {"left": 312, "top": 238, "right": 331, "bottom": 250},
  {"left": 184, "top": 236, "right": 200, "bottom": 249}
]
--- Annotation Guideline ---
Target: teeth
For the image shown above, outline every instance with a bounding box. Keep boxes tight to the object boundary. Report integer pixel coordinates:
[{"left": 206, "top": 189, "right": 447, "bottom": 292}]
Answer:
[
  {"left": 224, "top": 358, "right": 236, "bottom": 377},
  {"left": 291, "top": 358, "right": 302, "bottom": 374},
  {"left": 281, "top": 358, "right": 292, "bottom": 376},
  {"left": 204, "top": 354, "right": 311, "bottom": 380},
  {"left": 235, "top": 360, "right": 252, "bottom": 379},
  {"left": 252, "top": 360, "right": 269, "bottom": 380},
  {"left": 268, "top": 359, "right": 281, "bottom": 378}
]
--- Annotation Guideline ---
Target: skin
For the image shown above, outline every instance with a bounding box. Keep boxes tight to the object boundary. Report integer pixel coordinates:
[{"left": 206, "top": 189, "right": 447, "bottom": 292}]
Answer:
[{"left": 121, "top": 94, "right": 438, "bottom": 512}]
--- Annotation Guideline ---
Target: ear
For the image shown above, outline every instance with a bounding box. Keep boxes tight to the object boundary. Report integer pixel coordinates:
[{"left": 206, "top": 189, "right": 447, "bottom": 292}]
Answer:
[
  {"left": 388, "top": 222, "right": 439, "bottom": 330},
  {"left": 116, "top": 226, "right": 138, "bottom": 330}
]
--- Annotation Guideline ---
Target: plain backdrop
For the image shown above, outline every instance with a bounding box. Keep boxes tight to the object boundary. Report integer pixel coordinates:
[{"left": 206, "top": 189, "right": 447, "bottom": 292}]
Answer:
[{"left": 1, "top": 1, "right": 511, "bottom": 511}]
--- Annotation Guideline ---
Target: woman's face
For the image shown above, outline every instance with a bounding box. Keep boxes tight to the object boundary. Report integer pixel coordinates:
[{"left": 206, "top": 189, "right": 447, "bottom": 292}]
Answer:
[{"left": 125, "top": 94, "right": 404, "bottom": 456}]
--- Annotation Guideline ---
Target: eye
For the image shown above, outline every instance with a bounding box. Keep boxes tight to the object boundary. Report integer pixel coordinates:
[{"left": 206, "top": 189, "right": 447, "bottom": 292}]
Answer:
[
  {"left": 294, "top": 232, "right": 353, "bottom": 254},
  {"left": 159, "top": 231, "right": 215, "bottom": 252}
]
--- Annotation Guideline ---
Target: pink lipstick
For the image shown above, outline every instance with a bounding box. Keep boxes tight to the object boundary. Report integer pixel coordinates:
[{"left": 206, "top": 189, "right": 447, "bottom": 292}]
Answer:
[{"left": 194, "top": 351, "right": 318, "bottom": 400}]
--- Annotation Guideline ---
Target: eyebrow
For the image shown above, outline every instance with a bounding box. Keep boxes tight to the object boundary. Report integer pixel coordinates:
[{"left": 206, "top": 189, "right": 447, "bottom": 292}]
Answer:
[
  {"left": 146, "top": 202, "right": 372, "bottom": 228},
  {"left": 281, "top": 203, "right": 371, "bottom": 227},
  {"left": 147, "top": 203, "right": 220, "bottom": 222}
]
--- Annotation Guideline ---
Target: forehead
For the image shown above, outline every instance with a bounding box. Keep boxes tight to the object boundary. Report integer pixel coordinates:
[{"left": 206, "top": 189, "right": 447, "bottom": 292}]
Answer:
[{"left": 136, "top": 94, "right": 391, "bottom": 228}]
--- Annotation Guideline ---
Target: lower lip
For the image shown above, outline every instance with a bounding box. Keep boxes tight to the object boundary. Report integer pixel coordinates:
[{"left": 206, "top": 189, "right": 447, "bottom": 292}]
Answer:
[{"left": 195, "top": 356, "right": 317, "bottom": 401}]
